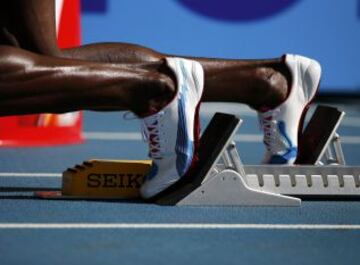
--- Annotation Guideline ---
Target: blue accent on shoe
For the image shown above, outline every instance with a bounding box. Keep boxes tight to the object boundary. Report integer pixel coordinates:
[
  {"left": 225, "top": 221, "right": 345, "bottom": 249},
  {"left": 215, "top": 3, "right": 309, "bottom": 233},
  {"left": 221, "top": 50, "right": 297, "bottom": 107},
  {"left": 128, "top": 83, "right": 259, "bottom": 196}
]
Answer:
[
  {"left": 175, "top": 62, "right": 194, "bottom": 176},
  {"left": 269, "top": 148, "right": 298, "bottom": 164},
  {"left": 278, "top": 121, "right": 295, "bottom": 148},
  {"left": 269, "top": 121, "right": 298, "bottom": 164},
  {"left": 145, "top": 163, "right": 159, "bottom": 181}
]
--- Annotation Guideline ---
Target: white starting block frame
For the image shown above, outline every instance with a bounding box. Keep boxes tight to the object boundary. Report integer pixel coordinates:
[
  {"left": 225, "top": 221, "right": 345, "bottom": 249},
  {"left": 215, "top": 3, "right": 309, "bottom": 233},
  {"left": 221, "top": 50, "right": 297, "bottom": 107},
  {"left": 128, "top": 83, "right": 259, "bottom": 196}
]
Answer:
[{"left": 156, "top": 105, "right": 360, "bottom": 207}]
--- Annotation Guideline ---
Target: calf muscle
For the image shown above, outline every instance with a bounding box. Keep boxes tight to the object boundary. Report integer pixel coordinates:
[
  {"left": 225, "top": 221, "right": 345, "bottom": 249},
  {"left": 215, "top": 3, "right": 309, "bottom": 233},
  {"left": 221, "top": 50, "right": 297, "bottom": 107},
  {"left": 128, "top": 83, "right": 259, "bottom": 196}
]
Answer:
[{"left": 0, "top": 46, "right": 175, "bottom": 116}]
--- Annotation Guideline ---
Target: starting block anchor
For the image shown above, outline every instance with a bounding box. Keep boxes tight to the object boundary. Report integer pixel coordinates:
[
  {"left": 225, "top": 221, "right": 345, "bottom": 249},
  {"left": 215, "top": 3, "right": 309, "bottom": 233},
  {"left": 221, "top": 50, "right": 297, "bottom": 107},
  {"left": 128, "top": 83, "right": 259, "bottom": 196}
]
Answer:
[{"left": 156, "top": 105, "right": 360, "bottom": 206}]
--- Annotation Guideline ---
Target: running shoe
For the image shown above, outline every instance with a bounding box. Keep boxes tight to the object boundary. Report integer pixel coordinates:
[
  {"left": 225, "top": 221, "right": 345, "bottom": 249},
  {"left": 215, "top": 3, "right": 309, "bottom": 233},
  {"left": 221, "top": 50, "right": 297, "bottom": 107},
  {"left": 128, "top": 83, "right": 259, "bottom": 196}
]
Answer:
[
  {"left": 140, "top": 58, "right": 204, "bottom": 198},
  {"left": 258, "top": 54, "right": 321, "bottom": 164}
]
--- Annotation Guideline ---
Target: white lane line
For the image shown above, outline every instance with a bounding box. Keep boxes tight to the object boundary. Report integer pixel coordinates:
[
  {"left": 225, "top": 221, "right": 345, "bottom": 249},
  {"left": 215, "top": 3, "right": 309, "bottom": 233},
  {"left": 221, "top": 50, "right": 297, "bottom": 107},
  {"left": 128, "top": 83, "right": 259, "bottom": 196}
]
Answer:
[
  {"left": 234, "top": 134, "right": 262, "bottom": 142},
  {"left": 0, "top": 173, "right": 61, "bottom": 178},
  {"left": 84, "top": 132, "right": 142, "bottom": 141},
  {"left": 0, "top": 223, "right": 360, "bottom": 230},
  {"left": 84, "top": 132, "right": 360, "bottom": 144},
  {"left": 342, "top": 117, "right": 360, "bottom": 128},
  {"left": 338, "top": 136, "right": 360, "bottom": 144}
]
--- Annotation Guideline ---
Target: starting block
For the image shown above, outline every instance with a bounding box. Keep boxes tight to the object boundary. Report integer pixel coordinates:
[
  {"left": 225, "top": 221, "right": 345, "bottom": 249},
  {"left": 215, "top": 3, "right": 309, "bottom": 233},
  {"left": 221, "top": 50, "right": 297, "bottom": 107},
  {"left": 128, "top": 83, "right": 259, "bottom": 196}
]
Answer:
[{"left": 36, "top": 105, "right": 360, "bottom": 206}]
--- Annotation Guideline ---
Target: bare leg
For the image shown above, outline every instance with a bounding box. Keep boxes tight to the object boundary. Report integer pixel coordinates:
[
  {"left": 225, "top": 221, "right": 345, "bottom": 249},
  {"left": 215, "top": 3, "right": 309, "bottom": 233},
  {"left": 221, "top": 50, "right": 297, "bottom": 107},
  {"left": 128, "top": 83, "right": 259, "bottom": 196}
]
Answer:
[
  {"left": 63, "top": 43, "right": 291, "bottom": 110},
  {"left": 189, "top": 57, "right": 290, "bottom": 109},
  {"left": 0, "top": 45, "right": 175, "bottom": 116},
  {"left": 0, "top": 42, "right": 290, "bottom": 117}
]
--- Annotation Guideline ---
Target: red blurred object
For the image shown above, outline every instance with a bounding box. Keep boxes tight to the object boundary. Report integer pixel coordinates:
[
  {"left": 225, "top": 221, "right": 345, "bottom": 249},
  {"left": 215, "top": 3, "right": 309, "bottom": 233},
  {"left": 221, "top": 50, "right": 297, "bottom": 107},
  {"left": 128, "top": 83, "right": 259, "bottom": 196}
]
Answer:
[
  {"left": 57, "top": 0, "right": 81, "bottom": 49},
  {"left": 0, "top": 0, "right": 84, "bottom": 147}
]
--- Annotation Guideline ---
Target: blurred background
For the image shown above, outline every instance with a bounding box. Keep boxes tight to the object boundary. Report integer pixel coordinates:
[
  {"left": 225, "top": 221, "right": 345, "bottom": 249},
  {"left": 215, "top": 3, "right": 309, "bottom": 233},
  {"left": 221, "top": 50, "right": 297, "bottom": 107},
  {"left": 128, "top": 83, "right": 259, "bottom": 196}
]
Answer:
[{"left": 81, "top": 0, "right": 360, "bottom": 95}]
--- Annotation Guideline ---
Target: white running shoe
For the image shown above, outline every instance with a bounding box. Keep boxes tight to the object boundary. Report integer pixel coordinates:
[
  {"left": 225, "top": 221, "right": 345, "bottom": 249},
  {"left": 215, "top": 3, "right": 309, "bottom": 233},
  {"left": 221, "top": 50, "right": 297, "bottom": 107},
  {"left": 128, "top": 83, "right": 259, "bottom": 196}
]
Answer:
[
  {"left": 140, "top": 58, "right": 204, "bottom": 199},
  {"left": 258, "top": 54, "right": 322, "bottom": 164}
]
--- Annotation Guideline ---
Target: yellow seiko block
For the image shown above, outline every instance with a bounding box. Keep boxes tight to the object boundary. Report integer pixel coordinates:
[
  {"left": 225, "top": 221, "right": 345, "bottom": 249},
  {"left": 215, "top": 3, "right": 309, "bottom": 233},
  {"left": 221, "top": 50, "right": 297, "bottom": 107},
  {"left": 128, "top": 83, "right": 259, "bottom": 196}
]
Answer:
[{"left": 62, "top": 159, "right": 152, "bottom": 199}]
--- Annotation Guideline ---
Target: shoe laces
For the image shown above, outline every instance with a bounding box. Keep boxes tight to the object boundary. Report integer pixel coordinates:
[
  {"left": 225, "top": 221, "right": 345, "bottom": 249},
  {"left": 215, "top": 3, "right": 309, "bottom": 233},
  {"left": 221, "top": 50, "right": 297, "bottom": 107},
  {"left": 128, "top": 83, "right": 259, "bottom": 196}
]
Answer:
[
  {"left": 258, "top": 109, "right": 282, "bottom": 153},
  {"left": 141, "top": 111, "right": 165, "bottom": 159}
]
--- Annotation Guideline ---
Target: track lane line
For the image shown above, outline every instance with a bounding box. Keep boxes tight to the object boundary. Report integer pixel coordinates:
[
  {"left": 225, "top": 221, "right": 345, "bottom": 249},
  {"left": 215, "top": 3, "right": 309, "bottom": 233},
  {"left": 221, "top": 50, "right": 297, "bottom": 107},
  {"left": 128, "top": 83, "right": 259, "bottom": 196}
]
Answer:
[
  {"left": 0, "top": 173, "right": 61, "bottom": 178},
  {"left": 0, "top": 223, "right": 360, "bottom": 230},
  {"left": 83, "top": 132, "right": 360, "bottom": 144}
]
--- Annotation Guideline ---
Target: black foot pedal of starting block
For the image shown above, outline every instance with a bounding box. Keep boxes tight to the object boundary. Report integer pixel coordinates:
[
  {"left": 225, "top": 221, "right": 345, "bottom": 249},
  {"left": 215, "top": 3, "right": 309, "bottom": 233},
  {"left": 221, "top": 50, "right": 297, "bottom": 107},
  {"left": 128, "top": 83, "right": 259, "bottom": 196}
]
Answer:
[{"left": 296, "top": 105, "right": 345, "bottom": 165}]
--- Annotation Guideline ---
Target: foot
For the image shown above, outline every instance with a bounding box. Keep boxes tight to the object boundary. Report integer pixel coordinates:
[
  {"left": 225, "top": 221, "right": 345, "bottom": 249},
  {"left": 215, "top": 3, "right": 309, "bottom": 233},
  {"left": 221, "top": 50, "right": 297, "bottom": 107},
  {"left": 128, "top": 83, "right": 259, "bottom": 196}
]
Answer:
[
  {"left": 140, "top": 57, "right": 204, "bottom": 199},
  {"left": 258, "top": 54, "right": 322, "bottom": 164}
]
